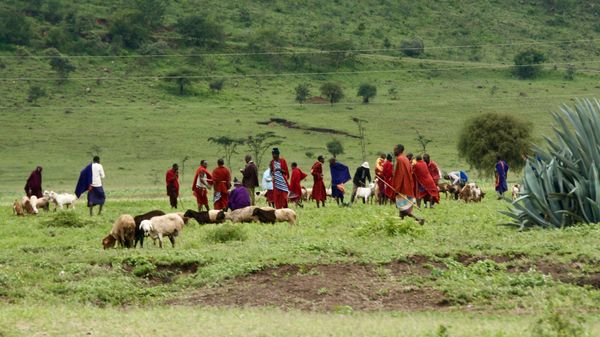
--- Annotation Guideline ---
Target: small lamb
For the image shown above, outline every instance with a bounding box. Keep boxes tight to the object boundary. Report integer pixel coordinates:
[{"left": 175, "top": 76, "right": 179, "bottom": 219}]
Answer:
[
  {"left": 45, "top": 191, "right": 77, "bottom": 210},
  {"left": 354, "top": 182, "right": 376, "bottom": 204}
]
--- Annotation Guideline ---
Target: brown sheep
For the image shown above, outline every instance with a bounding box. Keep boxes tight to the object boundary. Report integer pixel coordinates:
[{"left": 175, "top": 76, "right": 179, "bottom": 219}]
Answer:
[
  {"left": 13, "top": 200, "right": 24, "bottom": 216},
  {"left": 102, "top": 214, "right": 136, "bottom": 249}
]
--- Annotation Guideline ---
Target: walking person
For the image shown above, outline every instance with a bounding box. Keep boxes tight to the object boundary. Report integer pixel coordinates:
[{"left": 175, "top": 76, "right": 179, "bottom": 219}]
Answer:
[
  {"left": 166, "top": 163, "right": 179, "bottom": 209},
  {"left": 423, "top": 153, "right": 441, "bottom": 185},
  {"left": 75, "top": 156, "right": 106, "bottom": 216},
  {"left": 351, "top": 162, "right": 372, "bottom": 203},
  {"left": 495, "top": 155, "right": 510, "bottom": 199},
  {"left": 392, "top": 145, "right": 424, "bottom": 225},
  {"left": 310, "top": 155, "right": 327, "bottom": 208},
  {"left": 262, "top": 167, "right": 275, "bottom": 207},
  {"left": 413, "top": 155, "right": 440, "bottom": 208},
  {"left": 329, "top": 157, "right": 351, "bottom": 206},
  {"left": 289, "top": 162, "right": 308, "bottom": 207},
  {"left": 212, "top": 159, "right": 231, "bottom": 210},
  {"left": 382, "top": 154, "right": 395, "bottom": 203},
  {"left": 269, "top": 147, "right": 290, "bottom": 209},
  {"left": 240, "top": 155, "right": 259, "bottom": 205},
  {"left": 192, "top": 160, "right": 212, "bottom": 211},
  {"left": 24, "top": 166, "right": 43, "bottom": 198}
]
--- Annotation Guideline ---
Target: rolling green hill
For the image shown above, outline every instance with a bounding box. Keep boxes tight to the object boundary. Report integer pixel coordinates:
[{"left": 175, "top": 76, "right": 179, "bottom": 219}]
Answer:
[{"left": 1, "top": 0, "right": 600, "bottom": 197}]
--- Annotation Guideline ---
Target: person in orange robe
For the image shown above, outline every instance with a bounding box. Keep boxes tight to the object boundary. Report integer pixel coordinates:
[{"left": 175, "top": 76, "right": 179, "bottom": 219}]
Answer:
[
  {"left": 289, "top": 162, "right": 308, "bottom": 207},
  {"left": 192, "top": 160, "right": 212, "bottom": 211},
  {"left": 211, "top": 159, "right": 231, "bottom": 210},
  {"left": 269, "top": 147, "right": 290, "bottom": 209},
  {"left": 382, "top": 154, "right": 395, "bottom": 202},
  {"left": 413, "top": 155, "right": 440, "bottom": 208},
  {"left": 392, "top": 144, "right": 424, "bottom": 225},
  {"left": 374, "top": 153, "right": 386, "bottom": 204},
  {"left": 423, "top": 153, "right": 441, "bottom": 184},
  {"left": 311, "top": 155, "right": 327, "bottom": 208}
]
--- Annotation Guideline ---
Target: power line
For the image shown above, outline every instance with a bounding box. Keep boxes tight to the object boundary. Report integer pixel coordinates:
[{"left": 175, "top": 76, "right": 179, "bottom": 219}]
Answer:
[
  {"left": 0, "top": 38, "right": 598, "bottom": 59},
  {"left": 1, "top": 60, "right": 598, "bottom": 82}
]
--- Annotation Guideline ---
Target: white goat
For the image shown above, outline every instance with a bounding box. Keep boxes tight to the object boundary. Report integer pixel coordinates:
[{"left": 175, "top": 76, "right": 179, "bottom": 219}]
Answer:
[
  {"left": 354, "top": 182, "right": 376, "bottom": 204},
  {"left": 45, "top": 191, "right": 77, "bottom": 210}
]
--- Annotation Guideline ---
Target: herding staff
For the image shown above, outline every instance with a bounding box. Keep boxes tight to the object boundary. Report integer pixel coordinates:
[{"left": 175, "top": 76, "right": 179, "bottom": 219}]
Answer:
[{"left": 374, "top": 176, "right": 421, "bottom": 211}]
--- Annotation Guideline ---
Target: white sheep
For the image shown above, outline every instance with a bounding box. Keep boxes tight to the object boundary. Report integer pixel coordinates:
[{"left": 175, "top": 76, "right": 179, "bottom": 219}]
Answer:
[
  {"left": 139, "top": 213, "right": 184, "bottom": 248},
  {"left": 354, "top": 182, "right": 376, "bottom": 204},
  {"left": 274, "top": 208, "right": 297, "bottom": 225},
  {"left": 224, "top": 206, "right": 260, "bottom": 223},
  {"left": 29, "top": 195, "right": 39, "bottom": 214},
  {"left": 45, "top": 191, "right": 77, "bottom": 210}
]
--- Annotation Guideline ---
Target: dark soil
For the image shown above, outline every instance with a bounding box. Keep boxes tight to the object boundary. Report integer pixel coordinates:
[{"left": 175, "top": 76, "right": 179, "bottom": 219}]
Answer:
[{"left": 257, "top": 118, "right": 359, "bottom": 138}]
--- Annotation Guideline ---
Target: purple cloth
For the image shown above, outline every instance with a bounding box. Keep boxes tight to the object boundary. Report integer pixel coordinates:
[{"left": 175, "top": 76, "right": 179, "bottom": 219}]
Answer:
[
  {"left": 495, "top": 160, "right": 509, "bottom": 193},
  {"left": 227, "top": 186, "right": 251, "bottom": 211},
  {"left": 25, "top": 167, "right": 43, "bottom": 198},
  {"left": 88, "top": 186, "right": 106, "bottom": 206},
  {"left": 75, "top": 163, "right": 93, "bottom": 198},
  {"left": 330, "top": 162, "right": 351, "bottom": 198}
]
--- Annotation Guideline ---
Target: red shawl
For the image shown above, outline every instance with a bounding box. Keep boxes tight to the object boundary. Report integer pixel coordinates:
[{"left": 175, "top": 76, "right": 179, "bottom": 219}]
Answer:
[
  {"left": 212, "top": 166, "right": 231, "bottom": 194},
  {"left": 382, "top": 160, "right": 394, "bottom": 199},
  {"left": 290, "top": 167, "right": 307, "bottom": 198},
  {"left": 427, "top": 160, "right": 441, "bottom": 183},
  {"left": 165, "top": 168, "right": 179, "bottom": 195},
  {"left": 392, "top": 155, "right": 415, "bottom": 198},
  {"left": 414, "top": 161, "right": 440, "bottom": 202},
  {"left": 311, "top": 161, "right": 326, "bottom": 201}
]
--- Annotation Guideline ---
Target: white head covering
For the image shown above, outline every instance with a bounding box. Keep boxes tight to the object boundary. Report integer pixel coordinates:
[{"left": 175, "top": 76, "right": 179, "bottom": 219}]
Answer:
[{"left": 361, "top": 162, "right": 370, "bottom": 169}]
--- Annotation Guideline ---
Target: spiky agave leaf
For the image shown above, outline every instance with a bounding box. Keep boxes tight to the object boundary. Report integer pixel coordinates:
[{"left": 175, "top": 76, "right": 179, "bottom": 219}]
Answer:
[{"left": 508, "top": 98, "right": 600, "bottom": 228}]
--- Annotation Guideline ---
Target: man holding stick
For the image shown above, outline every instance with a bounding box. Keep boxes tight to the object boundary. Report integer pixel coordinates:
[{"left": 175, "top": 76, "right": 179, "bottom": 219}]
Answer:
[{"left": 391, "top": 144, "right": 425, "bottom": 225}]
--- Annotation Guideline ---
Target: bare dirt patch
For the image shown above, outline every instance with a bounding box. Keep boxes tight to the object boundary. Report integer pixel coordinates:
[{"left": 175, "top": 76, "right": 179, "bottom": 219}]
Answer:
[
  {"left": 257, "top": 118, "right": 360, "bottom": 138},
  {"left": 171, "top": 261, "right": 447, "bottom": 311}
]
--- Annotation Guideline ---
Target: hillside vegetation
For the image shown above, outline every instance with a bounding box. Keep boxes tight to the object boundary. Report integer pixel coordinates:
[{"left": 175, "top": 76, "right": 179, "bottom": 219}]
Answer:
[{"left": 1, "top": 0, "right": 600, "bottom": 194}]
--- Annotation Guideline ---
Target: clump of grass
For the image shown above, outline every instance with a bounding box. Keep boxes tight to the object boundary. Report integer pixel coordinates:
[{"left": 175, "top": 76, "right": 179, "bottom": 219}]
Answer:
[
  {"left": 355, "top": 216, "right": 423, "bottom": 237},
  {"left": 43, "top": 211, "right": 87, "bottom": 228},
  {"left": 531, "top": 300, "right": 587, "bottom": 337},
  {"left": 205, "top": 224, "right": 247, "bottom": 243}
]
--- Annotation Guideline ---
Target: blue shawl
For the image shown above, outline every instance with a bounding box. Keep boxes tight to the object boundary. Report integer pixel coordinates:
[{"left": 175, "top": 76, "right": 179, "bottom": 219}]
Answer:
[
  {"left": 330, "top": 162, "right": 351, "bottom": 197},
  {"left": 75, "top": 163, "right": 92, "bottom": 198}
]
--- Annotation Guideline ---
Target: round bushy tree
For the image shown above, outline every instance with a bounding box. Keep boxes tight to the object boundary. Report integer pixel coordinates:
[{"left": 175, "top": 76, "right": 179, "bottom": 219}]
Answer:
[
  {"left": 175, "top": 15, "right": 225, "bottom": 48},
  {"left": 320, "top": 82, "right": 344, "bottom": 105},
  {"left": 357, "top": 83, "right": 377, "bottom": 103},
  {"left": 513, "top": 49, "right": 545, "bottom": 79},
  {"left": 457, "top": 113, "right": 532, "bottom": 176},
  {"left": 326, "top": 139, "right": 344, "bottom": 158}
]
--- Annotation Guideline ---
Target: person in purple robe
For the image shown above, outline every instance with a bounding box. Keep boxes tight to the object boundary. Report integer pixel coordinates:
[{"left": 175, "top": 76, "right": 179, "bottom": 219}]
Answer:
[
  {"left": 227, "top": 178, "right": 251, "bottom": 211},
  {"left": 329, "top": 158, "right": 352, "bottom": 206},
  {"left": 495, "top": 155, "right": 509, "bottom": 199},
  {"left": 24, "top": 166, "right": 43, "bottom": 198}
]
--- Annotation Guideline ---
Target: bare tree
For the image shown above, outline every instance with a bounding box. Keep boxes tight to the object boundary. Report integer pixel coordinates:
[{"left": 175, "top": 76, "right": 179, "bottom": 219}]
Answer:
[
  {"left": 245, "top": 132, "right": 284, "bottom": 169},
  {"left": 352, "top": 117, "right": 368, "bottom": 162},
  {"left": 207, "top": 136, "right": 245, "bottom": 169}
]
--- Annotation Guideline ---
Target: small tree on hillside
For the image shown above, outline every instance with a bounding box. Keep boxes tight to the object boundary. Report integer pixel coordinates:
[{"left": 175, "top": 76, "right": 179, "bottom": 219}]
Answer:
[
  {"left": 320, "top": 82, "right": 344, "bottom": 105},
  {"left": 414, "top": 129, "right": 432, "bottom": 153},
  {"left": 326, "top": 139, "right": 344, "bottom": 158},
  {"left": 209, "top": 79, "right": 224, "bottom": 92},
  {"left": 357, "top": 83, "right": 377, "bottom": 103},
  {"left": 513, "top": 49, "right": 545, "bottom": 79},
  {"left": 27, "top": 85, "right": 46, "bottom": 103},
  {"left": 0, "top": 8, "right": 33, "bottom": 45},
  {"left": 164, "top": 68, "right": 196, "bottom": 95},
  {"left": 295, "top": 83, "right": 310, "bottom": 105},
  {"left": 400, "top": 38, "right": 424, "bottom": 57},
  {"left": 45, "top": 48, "right": 75, "bottom": 83},
  {"left": 207, "top": 136, "right": 245, "bottom": 169},
  {"left": 352, "top": 117, "right": 368, "bottom": 162},
  {"left": 457, "top": 113, "right": 532, "bottom": 176},
  {"left": 245, "top": 132, "right": 284, "bottom": 169},
  {"left": 108, "top": 9, "right": 149, "bottom": 49},
  {"left": 176, "top": 15, "right": 225, "bottom": 48}
]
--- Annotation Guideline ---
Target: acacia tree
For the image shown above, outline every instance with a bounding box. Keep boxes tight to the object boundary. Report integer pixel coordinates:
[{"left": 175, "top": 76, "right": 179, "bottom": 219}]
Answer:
[
  {"left": 326, "top": 139, "right": 344, "bottom": 158},
  {"left": 207, "top": 136, "right": 245, "bottom": 169},
  {"left": 357, "top": 83, "right": 377, "bottom": 103},
  {"left": 513, "top": 49, "right": 545, "bottom": 79},
  {"left": 295, "top": 83, "right": 310, "bottom": 105},
  {"left": 457, "top": 113, "right": 532, "bottom": 176},
  {"left": 245, "top": 132, "right": 284, "bottom": 169},
  {"left": 414, "top": 129, "right": 432, "bottom": 153},
  {"left": 320, "top": 82, "right": 344, "bottom": 105},
  {"left": 164, "top": 68, "right": 196, "bottom": 95},
  {"left": 352, "top": 117, "right": 367, "bottom": 162}
]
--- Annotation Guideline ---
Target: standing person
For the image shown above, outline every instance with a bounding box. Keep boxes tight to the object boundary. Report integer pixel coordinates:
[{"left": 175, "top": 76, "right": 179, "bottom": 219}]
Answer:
[
  {"left": 329, "top": 157, "right": 351, "bottom": 206},
  {"left": 382, "top": 154, "right": 395, "bottom": 203},
  {"left": 269, "top": 148, "right": 290, "bottom": 209},
  {"left": 413, "top": 155, "right": 440, "bottom": 208},
  {"left": 423, "top": 154, "right": 441, "bottom": 184},
  {"left": 227, "top": 178, "right": 251, "bottom": 211},
  {"left": 289, "top": 162, "right": 308, "bottom": 207},
  {"left": 212, "top": 159, "right": 231, "bottom": 210},
  {"left": 375, "top": 153, "right": 386, "bottom": 204},
  {"left": 165, "top": 163, "right": 179, "bottom": 209},
  {"left": 240, "top": 155, "right": 259, "bottom": 205},
  {"left": 406, "top": 153, "right": 416, "bottom": 166},
  {"left": 495, "top": 155, "right": 510, "bottom": 199},
  {"left": 351, "top": 162, "right": 372, "bottom": 203},
  {"left": 262, "top": 167, "right": 275, "bottom": 207},
  {"left": 392, "top": 145, "right": 424, "bottom": 225},
  {"left": 24, "top": 166, "right": 43, "bottom": 198},
  {"left": 311, "top": 155, "right": 327, "bottom": 208},
  {"left": 75, "top": 156, "right": 105, "bottom": 216},
  {"left": 192, "top": 160, "right": 212, "bottom": 211}
]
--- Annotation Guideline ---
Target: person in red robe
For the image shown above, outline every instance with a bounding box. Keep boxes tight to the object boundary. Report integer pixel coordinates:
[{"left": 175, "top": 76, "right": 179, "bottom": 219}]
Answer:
[
  {"left": 192, "top": 160, "right": 212, "bottom": 211},
  {"left": 311, "top": 155, "right": 327, "bottom": 208},
  {"left": 289, "top": 162, "right": 308, "bottom": 207},
  {"left": 165, "top": 164, "right": 179, "bottom": 209},
  {"left": 269, "top": 147, "right": 290, "bottom": 209},
  {"left": 212, "top": 159, "right": 231, "bottom": 210},
  {"left": 382, "top": 154, "right": 395, "bottom": 202},
  {"left": 374, "top": 153, "right": 386, "bottom": 204},
  {"left": 423, "top": 153, "right": 441, "bottom": 184},
  {"left": 24, "top": 166, "right": 43, "bottom": 198},
  {"left": 392, "top": 144, "right": 424, "bottom": 225},
  {"left": 413, "top": 155, "right": 440, "bottom": 208}
]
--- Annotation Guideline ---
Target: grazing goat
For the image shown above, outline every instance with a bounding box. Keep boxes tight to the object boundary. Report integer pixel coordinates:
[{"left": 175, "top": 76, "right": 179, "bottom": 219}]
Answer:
[
  {"left": 512, "top": 184, "right": 521, "bottom": 200},
  {"left": 183, "top": 209, "right": 225, "bottom": 225},
  {"left": 460, "top": 183, "right": 484, "bottom": 203},
  {"left": 102, "top": 214, "right": 136, "bottom": 249},
  {"left": 275, "top": 208, "right": 297, "bottom": 225},
  {"left": 354, "top": 182, "right": 376, "bottom": 204},
  {"left": 133, "top": 210, "right": 166, "bottom": 248},
  {"left": 252, "top": 207, "right": 277, "bottom": 223},
  {"left": 437, "top": 182, "right": 453, "bottom": 200},
  {"left": 139, "top": 213, "right": 185, "bottom": 248},
  {"left": 21, "top": 196, "right": 35, "bottom": 214},
  {"left": 13, "top": 200, "right": 24, "bottom": 216},
  {"left": 33, "top": 196, "right": 50, "bottom": 212},
  {"left": 45, "top": 191, "right": 77, "bottom": 210}
]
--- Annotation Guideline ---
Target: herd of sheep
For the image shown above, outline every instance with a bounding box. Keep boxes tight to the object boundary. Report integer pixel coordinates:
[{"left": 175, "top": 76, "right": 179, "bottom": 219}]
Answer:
[{"left": 13, "top": 190, "right": 77, "bottom": 216}]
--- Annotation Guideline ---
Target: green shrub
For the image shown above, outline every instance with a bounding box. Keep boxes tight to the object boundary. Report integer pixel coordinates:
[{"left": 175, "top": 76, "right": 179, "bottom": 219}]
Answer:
[
  {"left": 175, "top": 15, "right": 225, "bottom": 48},
  {"left": 108, "top": 9, "right": 150, "bottom": 49},
  {"left": 43, "top": 211, "right": 86, "bottom": 228},
  {"left": 400, "top": 38, "right": 424, "bottom": 57},
  {"left": 0, "top": 9, "right": 33, "bottom": 45},
  {"left": 205, "top": 224, "right": 247, "bottom": 243},
  {"left": 513, "top": 49, "right": 545, "bottom": 79},
  {"left": 531, "top": 301, "right": 587, "bottom": 337},
  {"left": 357, "top": 83, "right": 377, "bottom": 103},
  {"left": 320, "top": 82, "right": 344, "bottom": 104}
]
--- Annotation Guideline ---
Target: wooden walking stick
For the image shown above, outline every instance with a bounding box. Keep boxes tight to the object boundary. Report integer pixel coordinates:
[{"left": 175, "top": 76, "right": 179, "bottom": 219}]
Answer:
[{"left": 375, "top": 176, "right": 421, "bottom": 210}]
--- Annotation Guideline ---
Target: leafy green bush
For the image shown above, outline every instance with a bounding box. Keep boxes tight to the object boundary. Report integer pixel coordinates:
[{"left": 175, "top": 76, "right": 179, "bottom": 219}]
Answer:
[
  {"left": 0, "top": 9, "right": 33, "bottom": 45},
  {"left": 43, "top": 211, "right": 86, "bottom": 228},
  {"left": 513, "top": 49, "right": 545, "bottom": 79},
  {"left": 320, "top": 82, "right": 344, "bottom": 104},
  {"left": 205, "top": 224, "right": 247, "bottom": 243},
  {"left": 357, "top": 83, "right": 377, "bottom": 103},
  {"left": 457, "top": 112, "right": 532, "bottom": 176},
  {"left": 108, "top": 9, "right": 150, "bottom": 49},
  {"left": 175, "top": 15, "right": 225, "bottom": 48},
  {"left": 400, "top": 38, "right": 424, "bottom": 57},
  {"left": 355, "top": 216, "right": 423, "bottom": 237},
  {"left": 27, "top": 85, "right": 46, "bottom": 103},
  {"left": 295, "top": 83, "right": 310, "bottom": 105},
  {"left": 531, "top": 301, "right": 587, "bottom": 337},
  {"left": 504, "top": 98, "right": 600, "bottom": 228}
]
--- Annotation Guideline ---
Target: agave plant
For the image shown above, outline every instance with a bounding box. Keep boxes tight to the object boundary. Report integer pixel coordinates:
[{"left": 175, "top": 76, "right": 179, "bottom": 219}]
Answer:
[{"left": 503, "top": 98, "right": 600, "bottom": 229}]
